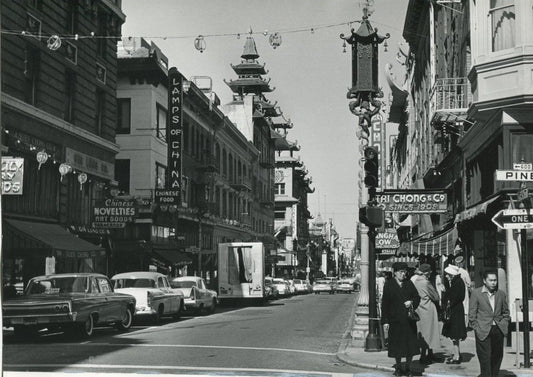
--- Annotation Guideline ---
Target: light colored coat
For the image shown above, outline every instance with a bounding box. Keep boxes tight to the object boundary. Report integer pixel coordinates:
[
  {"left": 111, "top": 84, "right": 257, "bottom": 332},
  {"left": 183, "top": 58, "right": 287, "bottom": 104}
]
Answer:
[{"left": 413, "top": 274, "right": 441, "bottom": 350}]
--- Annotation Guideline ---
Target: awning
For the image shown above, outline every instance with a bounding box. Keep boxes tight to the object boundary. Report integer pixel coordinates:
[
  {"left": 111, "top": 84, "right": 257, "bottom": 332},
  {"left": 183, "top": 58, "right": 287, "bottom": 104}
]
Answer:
[
  {"left": 454, "top": 195, "right": 500, "bottom": 224},
  {"left": 398, "top": 226, "right": 458, "bottom": 256},
  {"left": 153, "top": 249, "right": 192, "bottom": 266},
  {"left": 379, "top": 256, "right": 418, "bottom": 272},
  {"left": 5, "top": 219, "right": 105, "bottom": 258},
  {"left": 153, "top": 249, "right": 192, "bottom": 267}
]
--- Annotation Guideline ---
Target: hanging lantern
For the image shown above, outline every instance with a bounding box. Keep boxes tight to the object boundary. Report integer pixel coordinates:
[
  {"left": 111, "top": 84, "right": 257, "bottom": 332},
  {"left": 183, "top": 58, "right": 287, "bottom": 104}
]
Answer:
[
  {"left": 78, "top": 172, "right": 88, "bottom": 191},
  {"left": 58, "top": 163, "right": 71, "bottom": 182},
  {"left": 194, "top": 35, "right": 206, "bottom": 53},
  {"left": 36, "top": 150, "right": 48, "bottom": 170},
  {"left": 47, "top": 35, "right": 62, "bottom": 51},
  {"left": 269, "top": 32, "right": 282, "bottom": 49}
]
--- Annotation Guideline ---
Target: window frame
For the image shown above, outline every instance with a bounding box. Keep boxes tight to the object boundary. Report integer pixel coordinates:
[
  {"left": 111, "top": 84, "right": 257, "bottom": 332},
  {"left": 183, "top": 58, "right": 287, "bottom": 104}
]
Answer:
[
  {"left": 156, "top": 103, "right": 167, "bottom": 141},
  {"left": 117, "top": 98, "right": 131, "bottom": 134},
  {"left": 489, "top": 0, "right": 516, "bottom": 52}
]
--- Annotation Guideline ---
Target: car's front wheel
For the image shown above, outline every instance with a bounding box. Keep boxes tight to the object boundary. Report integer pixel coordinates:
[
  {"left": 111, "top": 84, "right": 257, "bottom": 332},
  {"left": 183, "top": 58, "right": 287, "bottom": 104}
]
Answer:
[
  {"left": 78, "top": 315, "right": 94, "bottom": 338},
  {"left": 116, "top": 307, "right": 133, "bottom": 331}
]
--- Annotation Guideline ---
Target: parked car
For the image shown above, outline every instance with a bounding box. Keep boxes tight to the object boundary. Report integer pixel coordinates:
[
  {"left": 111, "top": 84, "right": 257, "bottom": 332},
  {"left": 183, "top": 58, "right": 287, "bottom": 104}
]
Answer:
[
  {"left": 2, "top": 273, "right": 136, "bottom": 338},
  {"left": 170, "top": 277, "right": 217, "bottom": 314},
  {"left": 271, "top": 278, "right": 289, "bottom": 297},
  {"left": 336, "top": 279, "right": 355, "bottom": 293},
  {"left": 111, "top": 271, "right": 184, "bottom": 323},
  {"left": 293, "top": 279, "right": 309, "bottom": 294},
  {"left": 287, "top": 280, "right": 296, "bottom": 295},
  {"left": 264, "top": 277, "right": 279, "bottom": 300},
  {"left": 312, "top": 279, "right": 336, "bottom": 294}
]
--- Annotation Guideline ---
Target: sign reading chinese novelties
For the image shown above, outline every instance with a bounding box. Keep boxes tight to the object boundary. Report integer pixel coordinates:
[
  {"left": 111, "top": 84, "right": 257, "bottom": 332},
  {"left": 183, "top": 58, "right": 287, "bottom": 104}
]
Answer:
[
  {"left": 2, "top": 157, "right": 24, "bottom": 195},
  {"left": 375, "top": 230, "right": 400, "bottom": 249},
  {"left": 167, "top": 67, "right": 183, "bottom": 205},
  {"left": 93, "top": 198, "right": 137, "bottom": 228},
  {"left": 375, "top": 190, "right": 448, "bottom": 213}
]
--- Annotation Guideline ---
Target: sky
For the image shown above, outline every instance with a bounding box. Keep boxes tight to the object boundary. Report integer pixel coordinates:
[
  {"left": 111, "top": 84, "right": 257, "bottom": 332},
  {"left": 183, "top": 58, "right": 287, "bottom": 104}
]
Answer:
[{"left": 121, "top": 0, "right": 409, "bottom": 239}]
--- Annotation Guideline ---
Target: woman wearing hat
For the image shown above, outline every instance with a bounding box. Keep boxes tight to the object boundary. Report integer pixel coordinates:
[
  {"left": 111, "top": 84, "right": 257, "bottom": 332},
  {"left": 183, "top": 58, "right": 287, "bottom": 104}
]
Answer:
[
  {"left": 381, "top": 262, "right": 421, "bottom": 376},
  {"left": 412, "top": 263, "right": 441, "bottom": 364},
  {"left": 442, "top": 264, "right": 467, "bottom": 364}
]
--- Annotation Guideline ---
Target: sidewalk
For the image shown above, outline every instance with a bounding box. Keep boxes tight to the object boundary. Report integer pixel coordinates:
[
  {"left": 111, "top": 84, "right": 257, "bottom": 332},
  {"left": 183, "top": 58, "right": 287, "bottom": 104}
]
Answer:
[{"left": 337, "top": 331, "right": 533, "bottom": 376}]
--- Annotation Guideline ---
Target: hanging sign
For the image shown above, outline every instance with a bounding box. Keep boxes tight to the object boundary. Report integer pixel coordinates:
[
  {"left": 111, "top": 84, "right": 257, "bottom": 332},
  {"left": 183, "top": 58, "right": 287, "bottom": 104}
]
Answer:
[
  {"left": 375, "top": 190, "right": 448, "bottom": 213},
  {"left": 375, "top": 230, "right": 400, "bottom": 249},
  {"left": 93, "top": 198, "right": 137, "bottom": 228},
  {"left": 2, "top": 157, "right": 24, "bottom": 195},
  {"left": 167, "top": 67, "right": 183, "bottom": 206}
]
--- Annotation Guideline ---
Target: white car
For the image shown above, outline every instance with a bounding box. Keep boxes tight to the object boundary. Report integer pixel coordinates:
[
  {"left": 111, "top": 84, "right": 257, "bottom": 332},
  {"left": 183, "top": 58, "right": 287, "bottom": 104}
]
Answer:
[
  {"left": 293, "top": 279, "right": 309, "bottom": 294},
  {"left": 313, "top": 280, "right": 335, "bottom": 294},
  {"left": 111, "top": 271, "right": 184, "bottom": 323},
  {"left": 272, "top": 278, "right": 289, "bottom": 297},
  {"left": 170, "top": 277, "right": 217, "bottom": 315}
]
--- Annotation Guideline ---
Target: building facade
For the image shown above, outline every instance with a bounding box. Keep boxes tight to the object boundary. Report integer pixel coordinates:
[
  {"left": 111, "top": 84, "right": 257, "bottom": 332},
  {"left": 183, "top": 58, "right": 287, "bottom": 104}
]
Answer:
[{"left": 2, "top": 0, "right": 125, "bottom": 287}]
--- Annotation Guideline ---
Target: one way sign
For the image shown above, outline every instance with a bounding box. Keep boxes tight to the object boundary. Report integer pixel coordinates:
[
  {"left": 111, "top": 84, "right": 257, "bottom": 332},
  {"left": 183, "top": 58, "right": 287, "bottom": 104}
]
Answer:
[{"left": 491, "top": 209, "right": 533, "bottom": 230}]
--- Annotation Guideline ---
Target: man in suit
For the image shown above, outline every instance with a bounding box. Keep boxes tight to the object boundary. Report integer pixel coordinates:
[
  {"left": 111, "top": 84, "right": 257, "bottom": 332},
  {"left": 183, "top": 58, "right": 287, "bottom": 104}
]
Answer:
[{"left": 469, "top": 270, "right": 510, "bottom": 377}]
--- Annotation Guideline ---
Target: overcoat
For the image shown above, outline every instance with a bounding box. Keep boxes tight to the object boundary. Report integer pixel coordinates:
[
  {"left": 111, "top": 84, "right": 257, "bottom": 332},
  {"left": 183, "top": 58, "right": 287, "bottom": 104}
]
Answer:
[
  {"left": 412, "top": 274, "right": 441, "bottom": 350},
  {"left": 442, "top": 274, "right": 467, "bottom": 341},
  {"left": 381, "top": 278, "right": 421, "bottom": 358}
]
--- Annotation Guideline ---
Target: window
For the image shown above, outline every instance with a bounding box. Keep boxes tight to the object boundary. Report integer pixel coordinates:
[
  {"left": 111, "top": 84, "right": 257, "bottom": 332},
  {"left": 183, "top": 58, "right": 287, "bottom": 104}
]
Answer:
[
  {"left": 117, "top": 98, "right": 131, "bottom": 134},
  {"left": 24, "top": 46, "right": 40, "bottom": 105},
  {"left": 96, "top": 8, "right": 107, "bottom": 58},
  {"left": 156, "top": 104, "right": 167, "bottom": 141},
  {"left": 95, "top": 90, "right": 105, "bottom": 136},
  {"left": 490, "top": 0, "right": 515, "bottom": 52},
  {"left": 155, "top": 163, "right": 166, "bottom": 189},
  {"left": 64, "top": 70, "right": 76, "bottom": 123},
  {"left": 66, "top": 1, "right": 79, "bottom": 34},
  {"left": 97, "top": 278, "right": 112, "bottom": 293},
  {"left": 275, "top": 210, "right": 285, "bottom": 219},
  {"left": 275, "top": 183, "right": 285, "bottom": 195},
  {"left": 115, "top": 159, "right": 130, "bottom": 194}
]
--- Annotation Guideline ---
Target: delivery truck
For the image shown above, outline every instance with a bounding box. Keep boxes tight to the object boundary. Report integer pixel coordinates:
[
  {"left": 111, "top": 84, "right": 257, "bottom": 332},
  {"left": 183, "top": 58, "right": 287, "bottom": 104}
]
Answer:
[{"left": 217, "top": 242, "right": 264, "bottom": 302}]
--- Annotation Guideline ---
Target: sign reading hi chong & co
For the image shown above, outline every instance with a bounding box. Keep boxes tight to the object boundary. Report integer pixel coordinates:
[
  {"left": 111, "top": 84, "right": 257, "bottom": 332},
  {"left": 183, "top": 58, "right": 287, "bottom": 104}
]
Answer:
[{"left": 375, "top": 190, "right": 448, "bottom": 213}]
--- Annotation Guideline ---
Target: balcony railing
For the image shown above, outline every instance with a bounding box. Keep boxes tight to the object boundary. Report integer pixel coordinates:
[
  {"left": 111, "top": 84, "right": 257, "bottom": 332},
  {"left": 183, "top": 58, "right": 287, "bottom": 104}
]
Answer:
[
  {"left": 431, "top": 77, "right": 470, "bottom": 112},
  {"left": 230, "top": 177, "right": 252, "bottom": 191}
]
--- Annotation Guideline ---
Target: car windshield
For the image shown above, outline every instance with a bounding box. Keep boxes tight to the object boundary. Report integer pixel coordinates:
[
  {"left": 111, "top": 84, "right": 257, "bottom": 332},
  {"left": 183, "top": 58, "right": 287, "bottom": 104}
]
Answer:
[
  {"left": 27, "top": 276, "right": 88, "bottom": 294},
  {"left": 112, "top": 278, "right": 156, "bottom": 288},
  {"left": 315, "top": 280, "right": 328, "bottom": 285},
  {"left": 170, "top": 280, "right": 196, "bottom": 289},
  {"left": 273, "top": 279, "right": 285, "bottom": 283}
]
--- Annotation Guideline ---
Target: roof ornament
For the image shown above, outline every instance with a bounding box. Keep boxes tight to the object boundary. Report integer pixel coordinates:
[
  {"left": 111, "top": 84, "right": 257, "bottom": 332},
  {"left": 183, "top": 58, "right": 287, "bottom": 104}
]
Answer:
[{"left": 194, "top": 35, "right": 206, "bottom": 53}]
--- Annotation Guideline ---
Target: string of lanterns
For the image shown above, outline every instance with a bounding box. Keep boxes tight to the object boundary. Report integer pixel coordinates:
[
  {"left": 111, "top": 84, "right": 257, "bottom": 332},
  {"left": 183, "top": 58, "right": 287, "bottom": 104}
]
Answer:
[{"left": 3, "top": 128, "right": 103, "bottom": 192}]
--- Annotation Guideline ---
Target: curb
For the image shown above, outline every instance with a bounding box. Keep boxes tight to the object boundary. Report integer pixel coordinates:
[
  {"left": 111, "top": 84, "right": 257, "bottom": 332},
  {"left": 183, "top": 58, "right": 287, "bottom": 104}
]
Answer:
[{"left": 336, "top": 350, "right": 395, "bottom": 373}]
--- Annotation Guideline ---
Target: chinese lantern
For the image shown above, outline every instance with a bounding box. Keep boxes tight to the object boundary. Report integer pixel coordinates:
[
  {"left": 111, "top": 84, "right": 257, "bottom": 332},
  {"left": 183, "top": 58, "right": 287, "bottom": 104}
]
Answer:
[
  {"left": 58, "top": 163, "right": 71, "bottom": 182},
  {"left": 78, "top": 172, "right": 87, "bottom": 191},
  {"left": 36, "top": 150, "right": 48, "bottom": 170}
]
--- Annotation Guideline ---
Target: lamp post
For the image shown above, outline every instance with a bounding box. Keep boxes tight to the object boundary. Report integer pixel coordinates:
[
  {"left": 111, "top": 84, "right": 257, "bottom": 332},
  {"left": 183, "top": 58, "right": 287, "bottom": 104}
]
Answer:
[{"left": 340, "top": 3, "right": 389, "bottom": 352}]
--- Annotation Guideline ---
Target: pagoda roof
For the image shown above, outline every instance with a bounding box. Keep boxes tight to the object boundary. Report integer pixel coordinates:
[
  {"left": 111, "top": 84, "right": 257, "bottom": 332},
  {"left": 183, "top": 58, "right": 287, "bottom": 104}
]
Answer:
[
  {"left": 224, "top": 77, "right": 273, "bottom": 94},
  {"left": 242, "top": 35, "right": 260, "bottom": 60},
  {"left": 272, "top": 119, "right": 293, "bottom": 129},
  {"left": 275, "top": 155, "right": 303, "bottom": 166},
  {"left": 231, "top": 62, "right": 267, "bottom": 75}
]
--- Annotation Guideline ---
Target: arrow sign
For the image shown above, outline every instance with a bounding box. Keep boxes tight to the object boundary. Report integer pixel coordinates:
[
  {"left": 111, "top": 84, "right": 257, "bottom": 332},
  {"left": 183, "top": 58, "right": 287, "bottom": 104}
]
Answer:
[{"left": 491, "top": 209, "right": 533, "bottom": 230}]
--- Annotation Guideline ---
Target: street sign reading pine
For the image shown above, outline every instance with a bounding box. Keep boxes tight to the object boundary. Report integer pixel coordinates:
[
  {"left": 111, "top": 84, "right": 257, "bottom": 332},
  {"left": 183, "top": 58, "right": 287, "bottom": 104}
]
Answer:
[
  {"left": 491, "top": 209, "right": 533, "bottom": 230},
  {"left": 495, "top": 170, "right": 533, "bottom": 181}
]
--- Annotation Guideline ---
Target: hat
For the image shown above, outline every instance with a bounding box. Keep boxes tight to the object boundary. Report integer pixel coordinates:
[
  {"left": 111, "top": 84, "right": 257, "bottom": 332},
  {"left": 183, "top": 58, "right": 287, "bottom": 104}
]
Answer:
[
  {"left": 418, "top": 263, "right": 431, "bottom": 274},
  {"left": 454, "top": 256, "right": 464, "bottom": 264},
  {"left": 392, "top": 262, "right": 408, "bottom": 272},
  {"left": 444, "top": 265, "right": 460, "bottom": 275}
]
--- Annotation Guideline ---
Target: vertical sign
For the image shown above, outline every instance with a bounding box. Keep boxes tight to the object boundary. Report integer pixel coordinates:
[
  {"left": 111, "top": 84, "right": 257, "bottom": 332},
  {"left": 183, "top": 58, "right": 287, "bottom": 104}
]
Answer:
[
  {"left": 370, "top": 116, "right": 382, "bottom": 189},
  {"left": 167, "top": 67, "right": 183, "bottom": 205}
]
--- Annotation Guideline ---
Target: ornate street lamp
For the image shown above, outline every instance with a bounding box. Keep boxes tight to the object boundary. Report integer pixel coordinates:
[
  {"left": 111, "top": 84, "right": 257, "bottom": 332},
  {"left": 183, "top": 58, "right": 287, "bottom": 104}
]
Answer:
[{"left": 340, "top": 5, "right": 389, "bottom": 353}]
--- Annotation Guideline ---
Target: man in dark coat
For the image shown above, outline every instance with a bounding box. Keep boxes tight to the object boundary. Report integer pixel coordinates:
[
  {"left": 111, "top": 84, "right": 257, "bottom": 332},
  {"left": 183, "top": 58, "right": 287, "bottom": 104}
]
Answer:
[
  {"left": 382, "top": 262, "right": 421, "bottom": 376},
  {"left": 469, "top": 270, "right": 510, "bottom": 377}
]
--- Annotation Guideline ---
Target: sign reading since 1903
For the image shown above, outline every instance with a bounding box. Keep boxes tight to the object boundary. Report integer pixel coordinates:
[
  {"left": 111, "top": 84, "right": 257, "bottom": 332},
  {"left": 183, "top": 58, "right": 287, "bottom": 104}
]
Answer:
[
  {"left": 2, "top": 157, "right": 24, "bottom": 195},
  {"left": 167, "top": 67, "right": 183, "bottom": 206},
  {"left": 375, "top": 190, "right": 448, "bottom": 213}
]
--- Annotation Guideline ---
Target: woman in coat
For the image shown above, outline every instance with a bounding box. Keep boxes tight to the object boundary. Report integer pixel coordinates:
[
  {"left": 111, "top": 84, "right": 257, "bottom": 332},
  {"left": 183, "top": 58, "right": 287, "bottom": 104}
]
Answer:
[
  {"left": 412, "top": 263, "right": 441, "bottom": 364},
  {"left": 442, "top": 264, "right": 467, "bottom": 364},
  {"left": 382, "top": 262, "right": 421, "bottom": 377}
]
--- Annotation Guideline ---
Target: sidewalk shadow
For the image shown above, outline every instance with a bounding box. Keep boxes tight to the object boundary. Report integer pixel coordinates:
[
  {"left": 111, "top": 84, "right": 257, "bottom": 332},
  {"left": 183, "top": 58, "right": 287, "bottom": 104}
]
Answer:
[{"left": 499, "top": 370, "right": 518, "bottom": 377}]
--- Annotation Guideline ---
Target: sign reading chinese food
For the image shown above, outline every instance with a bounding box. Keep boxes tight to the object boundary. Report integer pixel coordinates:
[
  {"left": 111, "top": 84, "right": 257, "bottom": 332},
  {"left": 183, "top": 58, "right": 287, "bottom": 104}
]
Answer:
[{"left": 375, "top": 190, "right": 448, "bottom": 213}]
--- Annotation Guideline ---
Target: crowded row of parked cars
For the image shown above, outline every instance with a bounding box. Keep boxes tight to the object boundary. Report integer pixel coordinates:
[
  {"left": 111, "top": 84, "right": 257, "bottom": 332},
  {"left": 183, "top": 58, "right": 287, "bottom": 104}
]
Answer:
[
  {"left": 2, "top": 271, "right": 217, "bottom": 338},
  {"left": 2, "top": 272, "right": 358, "bottom": 339}
]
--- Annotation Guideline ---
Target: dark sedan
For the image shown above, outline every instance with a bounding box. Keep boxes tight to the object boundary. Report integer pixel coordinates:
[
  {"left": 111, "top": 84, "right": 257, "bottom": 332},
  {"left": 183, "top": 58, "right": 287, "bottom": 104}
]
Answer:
[{"left": 3, "top": 273, "right": 136, "bottom": 338}]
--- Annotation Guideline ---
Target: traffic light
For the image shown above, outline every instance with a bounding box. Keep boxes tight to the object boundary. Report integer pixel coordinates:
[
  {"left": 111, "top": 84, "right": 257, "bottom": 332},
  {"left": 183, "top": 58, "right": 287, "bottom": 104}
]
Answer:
[
  {"left": 359, "top": 206, "right": 384, "bottom": 228},
  {"left": 363, "top": 146, "right": 379, "bottom": 188}
]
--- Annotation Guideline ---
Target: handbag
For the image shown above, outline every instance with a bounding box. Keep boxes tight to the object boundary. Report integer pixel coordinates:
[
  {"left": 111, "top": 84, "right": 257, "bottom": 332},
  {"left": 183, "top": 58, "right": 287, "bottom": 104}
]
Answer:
[{"left": 407, "top": 305, "right": 420, "bottom": 322}]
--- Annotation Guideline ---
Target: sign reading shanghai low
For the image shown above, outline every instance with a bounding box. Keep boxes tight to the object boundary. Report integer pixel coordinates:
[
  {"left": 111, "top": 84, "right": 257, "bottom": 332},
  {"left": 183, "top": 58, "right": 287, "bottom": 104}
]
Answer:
[
  {"left": 375, "top": 230, "right": 400, "bottom": 249},
  {"left": 375, "top": 190, "right": 448, "bottom": 213}
]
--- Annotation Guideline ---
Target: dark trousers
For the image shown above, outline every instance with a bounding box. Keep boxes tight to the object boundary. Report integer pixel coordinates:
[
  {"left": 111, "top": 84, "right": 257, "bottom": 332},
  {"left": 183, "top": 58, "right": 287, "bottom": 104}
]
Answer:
[{"left": 475, "top": 325, "right": 504, "bottom": 377}]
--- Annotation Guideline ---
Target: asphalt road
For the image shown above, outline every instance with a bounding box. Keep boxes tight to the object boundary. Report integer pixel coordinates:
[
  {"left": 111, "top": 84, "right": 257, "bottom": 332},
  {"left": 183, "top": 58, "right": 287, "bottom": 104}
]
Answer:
[{"left": 2, "top": 291, "right": 371, "bottom": 376}]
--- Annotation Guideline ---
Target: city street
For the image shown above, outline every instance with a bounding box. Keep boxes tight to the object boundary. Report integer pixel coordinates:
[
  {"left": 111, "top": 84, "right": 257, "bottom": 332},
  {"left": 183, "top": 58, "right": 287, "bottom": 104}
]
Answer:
[{"left": 3, "top": 293, "right": 365, "bottom": 376}]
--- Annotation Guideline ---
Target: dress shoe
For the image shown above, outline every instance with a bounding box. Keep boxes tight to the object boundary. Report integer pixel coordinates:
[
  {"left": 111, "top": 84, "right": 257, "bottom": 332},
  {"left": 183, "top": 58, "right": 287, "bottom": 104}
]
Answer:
[{"left": 445, "top": 358, "right": 461, "bottom": 364}]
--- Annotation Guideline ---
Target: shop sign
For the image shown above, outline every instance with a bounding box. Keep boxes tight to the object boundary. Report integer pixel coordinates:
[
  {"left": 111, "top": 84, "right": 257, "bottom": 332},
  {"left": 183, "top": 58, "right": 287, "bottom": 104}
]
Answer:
[
  {"left": 65, "top": 148, "right": 113, "bottom": 180},
  {"left": 375, "top": 190, "right": 448, "bottom": 213},
  {"left": 167, "top": 67, "right": 183, "bottom": 205},
  {"left": 69, "top": 225, "right": 111, "bottom": 236},
  {"left": 377, "top": 249, "right": 397, "bottom": 255},
  {"left": 2, "top": 157, "right": 24, "bottom": 195},
  {"left": 155, "top": 188, "right": 181, "bottom": 205},
  {"left": 93, "top": 198, "right": 137, "bottom": 228},
  {"left": 375, "top": 231, "right": 400, "bottom": 249}
]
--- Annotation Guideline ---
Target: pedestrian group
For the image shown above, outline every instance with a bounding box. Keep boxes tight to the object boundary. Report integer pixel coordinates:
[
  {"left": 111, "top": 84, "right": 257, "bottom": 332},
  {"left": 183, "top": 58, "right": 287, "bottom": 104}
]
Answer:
[{"left": 380, "top": 256, "right": 510, "bottom": 377}]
